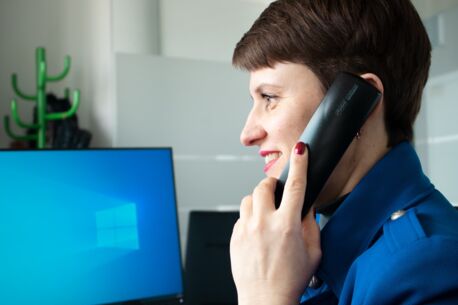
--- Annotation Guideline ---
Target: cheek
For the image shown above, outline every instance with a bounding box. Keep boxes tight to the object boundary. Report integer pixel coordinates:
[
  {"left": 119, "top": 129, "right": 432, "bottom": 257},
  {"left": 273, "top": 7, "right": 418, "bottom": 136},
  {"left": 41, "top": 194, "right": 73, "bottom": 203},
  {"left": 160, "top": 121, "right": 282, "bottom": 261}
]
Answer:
[{"left": 269, "top": 112, "right": 308, "bottom": 148}]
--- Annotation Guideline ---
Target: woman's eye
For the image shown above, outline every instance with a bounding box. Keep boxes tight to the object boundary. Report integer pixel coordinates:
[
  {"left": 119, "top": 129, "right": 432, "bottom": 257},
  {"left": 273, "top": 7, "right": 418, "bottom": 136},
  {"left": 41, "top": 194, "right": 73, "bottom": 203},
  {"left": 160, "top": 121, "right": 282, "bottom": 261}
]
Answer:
[
  {"left": 261, "top": 93, "right": 275, "bottom": 102},
  {"left": 261, "top": 94, "right": 278, "bottom": 110}
]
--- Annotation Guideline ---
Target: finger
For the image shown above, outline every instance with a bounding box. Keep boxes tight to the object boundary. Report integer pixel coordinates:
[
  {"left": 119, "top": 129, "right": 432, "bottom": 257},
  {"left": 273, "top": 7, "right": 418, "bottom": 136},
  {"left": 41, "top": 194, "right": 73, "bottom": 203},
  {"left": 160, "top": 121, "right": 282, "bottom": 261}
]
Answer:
[
  {"left": 279, "top": 141, "right": 309, "bottom": 218},
  {"left": 252, "top": 177, "right": 277, "bottom": 219},
  {"left": 230, "top": 219, "right": 242, "bottom": 242},
  {"left": 301, "top": 208, "right": 322, "bottom": 270},
  {"left": 239, "top": 195, "right": 253, "bottom": 220},
  {"left": 302, "top": 208, "right": 320, "bottom": 247}
]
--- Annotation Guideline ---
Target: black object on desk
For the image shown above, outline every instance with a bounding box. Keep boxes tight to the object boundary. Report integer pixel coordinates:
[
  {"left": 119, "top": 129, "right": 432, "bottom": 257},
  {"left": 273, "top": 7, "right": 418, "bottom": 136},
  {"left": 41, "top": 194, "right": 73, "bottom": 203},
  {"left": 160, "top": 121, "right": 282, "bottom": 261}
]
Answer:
[{"left": 184, "top": 211, "right": 238, "bottom": 305}]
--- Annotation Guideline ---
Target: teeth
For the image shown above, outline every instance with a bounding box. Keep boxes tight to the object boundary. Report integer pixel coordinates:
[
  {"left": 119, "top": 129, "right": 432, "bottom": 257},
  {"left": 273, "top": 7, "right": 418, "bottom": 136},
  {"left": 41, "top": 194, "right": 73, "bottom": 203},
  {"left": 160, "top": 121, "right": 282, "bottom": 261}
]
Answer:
[{"left": 265, "top": 152, "right": 282, "bottom": 164}]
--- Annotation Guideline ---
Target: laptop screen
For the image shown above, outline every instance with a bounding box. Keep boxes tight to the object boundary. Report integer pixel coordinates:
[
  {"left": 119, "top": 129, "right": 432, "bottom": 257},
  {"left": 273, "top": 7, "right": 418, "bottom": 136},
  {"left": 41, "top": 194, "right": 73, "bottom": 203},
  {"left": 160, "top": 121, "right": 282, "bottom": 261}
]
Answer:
[{"left": 0, "top": 148, "right": 183, "bottom": 305}]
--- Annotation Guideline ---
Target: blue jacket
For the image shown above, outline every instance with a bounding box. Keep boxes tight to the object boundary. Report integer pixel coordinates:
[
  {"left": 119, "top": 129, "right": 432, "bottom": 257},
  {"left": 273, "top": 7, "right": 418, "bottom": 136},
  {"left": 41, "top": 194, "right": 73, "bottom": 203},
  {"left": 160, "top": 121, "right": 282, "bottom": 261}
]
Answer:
[{"left": 301, "top": 142, "right": 458, "bottom": 305}]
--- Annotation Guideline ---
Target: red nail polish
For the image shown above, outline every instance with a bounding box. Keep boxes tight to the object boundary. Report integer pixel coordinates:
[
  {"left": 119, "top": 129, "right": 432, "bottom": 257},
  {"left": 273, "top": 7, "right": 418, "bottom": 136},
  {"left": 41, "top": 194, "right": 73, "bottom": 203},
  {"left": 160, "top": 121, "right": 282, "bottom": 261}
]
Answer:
[{"left": 294, "top": 142, "right": 306, "bottom": 155}]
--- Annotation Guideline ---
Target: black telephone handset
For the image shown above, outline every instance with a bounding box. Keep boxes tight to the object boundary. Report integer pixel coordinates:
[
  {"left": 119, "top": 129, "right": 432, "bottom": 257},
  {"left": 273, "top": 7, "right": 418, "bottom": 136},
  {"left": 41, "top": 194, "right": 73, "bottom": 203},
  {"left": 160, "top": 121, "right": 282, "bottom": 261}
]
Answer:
[{"left": 274, "top": 72, "right": 382, "bottom": 219}]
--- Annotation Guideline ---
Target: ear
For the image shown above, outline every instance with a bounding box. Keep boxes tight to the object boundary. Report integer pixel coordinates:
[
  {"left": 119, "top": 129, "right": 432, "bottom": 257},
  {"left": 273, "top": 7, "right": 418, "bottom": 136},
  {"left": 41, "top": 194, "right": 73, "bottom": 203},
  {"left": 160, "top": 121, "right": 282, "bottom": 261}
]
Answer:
[
  {"left": 359, "top": 73, "right": 384, "bottom": 94},
  {"left": 353, "top": 73, "right": 389, "bottom": 159},
  {"left": 359, "top": 73, "right": 385, "bottom": 115}
]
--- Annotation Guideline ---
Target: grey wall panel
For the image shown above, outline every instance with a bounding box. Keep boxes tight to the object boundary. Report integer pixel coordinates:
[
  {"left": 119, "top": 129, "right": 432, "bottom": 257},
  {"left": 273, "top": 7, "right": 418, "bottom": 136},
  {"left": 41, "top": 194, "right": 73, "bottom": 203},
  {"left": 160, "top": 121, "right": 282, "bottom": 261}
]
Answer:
[
  {"left": 116, "top": 54, "right": 255, "bottom": 156},
  {"left": 115, "top": 53, "right": 266, "bottom": 243}
]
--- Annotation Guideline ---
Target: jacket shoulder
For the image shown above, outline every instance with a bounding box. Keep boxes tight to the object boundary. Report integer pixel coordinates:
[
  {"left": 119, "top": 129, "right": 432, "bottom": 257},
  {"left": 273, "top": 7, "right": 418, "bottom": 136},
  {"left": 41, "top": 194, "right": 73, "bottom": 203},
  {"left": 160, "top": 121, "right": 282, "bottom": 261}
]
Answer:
[
  {"left": 382, "top": 191, "right": 458, "bottom": 252},
  {"left": 344, "top": 200, "right": 458, "bottom": 304}
]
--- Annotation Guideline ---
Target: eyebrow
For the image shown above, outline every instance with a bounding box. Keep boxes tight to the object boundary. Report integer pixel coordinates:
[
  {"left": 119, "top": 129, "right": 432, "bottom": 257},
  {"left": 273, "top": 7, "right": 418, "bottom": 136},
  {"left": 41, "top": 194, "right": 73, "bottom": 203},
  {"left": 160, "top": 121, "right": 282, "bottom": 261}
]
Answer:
[{"left": 253, "top": 83, "right": 283, "bottom": 94}]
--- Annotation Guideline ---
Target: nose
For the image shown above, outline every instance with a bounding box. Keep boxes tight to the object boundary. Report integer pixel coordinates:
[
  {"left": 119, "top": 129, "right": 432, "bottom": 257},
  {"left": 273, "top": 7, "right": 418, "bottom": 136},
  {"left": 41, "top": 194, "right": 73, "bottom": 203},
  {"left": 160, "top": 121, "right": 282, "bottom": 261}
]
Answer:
[{"left": 240, "top": 110, "right": 267, "bottom": 146}]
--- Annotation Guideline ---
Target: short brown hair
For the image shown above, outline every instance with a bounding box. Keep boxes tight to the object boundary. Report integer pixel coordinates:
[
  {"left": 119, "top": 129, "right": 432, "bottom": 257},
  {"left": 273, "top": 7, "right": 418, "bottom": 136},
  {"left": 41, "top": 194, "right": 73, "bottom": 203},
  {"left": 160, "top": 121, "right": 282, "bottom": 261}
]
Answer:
[{"left": 233, "top": 0, "right": 431, "bottom": 147}]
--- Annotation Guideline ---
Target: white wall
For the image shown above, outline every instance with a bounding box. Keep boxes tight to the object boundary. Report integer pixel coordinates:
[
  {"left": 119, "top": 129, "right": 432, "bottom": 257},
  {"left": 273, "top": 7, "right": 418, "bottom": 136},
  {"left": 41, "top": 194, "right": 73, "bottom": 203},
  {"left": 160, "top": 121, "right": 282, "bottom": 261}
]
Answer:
[
  {"left": 0, "top": 0, "right": 114, "bottom": 148},
  {"left": 412, "top": 0, "right": 458, "bottom": 18},
  {"left": 112, "top": 0, "right": 161, "bottom": 55},
  {"left": 112, "top": 0, "right": 268, "bottom": 62},
  {"left": 415, "top": 4, "right": 458, "bottom": 205},
  {"left": 159, "top": 0, "right": 266, "bottom": 62}
]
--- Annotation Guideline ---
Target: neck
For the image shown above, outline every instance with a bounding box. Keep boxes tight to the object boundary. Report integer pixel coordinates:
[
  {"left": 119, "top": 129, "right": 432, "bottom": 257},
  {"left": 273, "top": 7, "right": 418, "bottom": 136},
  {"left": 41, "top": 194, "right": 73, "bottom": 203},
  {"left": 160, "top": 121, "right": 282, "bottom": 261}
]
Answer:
[
  {"left": 314, "top": 133, "right": 390, "bottom": 209},
  {"left": 341, "top": 134, "right": 390, "bottom": 196}
]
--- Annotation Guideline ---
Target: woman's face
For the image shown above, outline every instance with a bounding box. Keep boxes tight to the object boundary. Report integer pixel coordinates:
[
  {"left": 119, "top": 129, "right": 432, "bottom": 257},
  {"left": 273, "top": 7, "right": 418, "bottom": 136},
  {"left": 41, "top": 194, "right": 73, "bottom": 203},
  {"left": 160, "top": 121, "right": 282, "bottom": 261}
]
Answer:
[
  {"left": 241, "top": 62, "right": 324, "bottom": 178},
  {"left": 241, "top": 62, "right": 387, "bottom": 207},
  {"left": 241, "top": 62, "right": 364, "bottom": 206}
]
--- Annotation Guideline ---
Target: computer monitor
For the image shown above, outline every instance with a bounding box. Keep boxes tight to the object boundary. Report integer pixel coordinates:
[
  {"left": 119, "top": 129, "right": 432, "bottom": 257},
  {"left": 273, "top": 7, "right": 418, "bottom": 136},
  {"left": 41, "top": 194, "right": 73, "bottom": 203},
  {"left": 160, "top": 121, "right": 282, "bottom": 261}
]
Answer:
[{"left": 0, "top": 148, "right": 184, "bottom": 305}]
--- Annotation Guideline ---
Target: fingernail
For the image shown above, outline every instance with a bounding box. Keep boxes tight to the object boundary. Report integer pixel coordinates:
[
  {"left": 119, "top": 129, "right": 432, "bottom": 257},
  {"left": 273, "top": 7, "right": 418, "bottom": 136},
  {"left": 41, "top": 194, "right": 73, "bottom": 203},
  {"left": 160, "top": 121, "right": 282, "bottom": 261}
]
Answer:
[{"left": 294, "top": 141, "right": 306, "bottom": 155}]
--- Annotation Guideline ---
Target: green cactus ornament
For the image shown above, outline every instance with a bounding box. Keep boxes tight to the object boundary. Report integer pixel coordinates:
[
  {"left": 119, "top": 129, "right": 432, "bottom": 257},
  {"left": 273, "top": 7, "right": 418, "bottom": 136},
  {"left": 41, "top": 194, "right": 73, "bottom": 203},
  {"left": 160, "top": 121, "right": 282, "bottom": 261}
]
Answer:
[{"left": 4, "top": 47, "right": 80, "bottom": 148}]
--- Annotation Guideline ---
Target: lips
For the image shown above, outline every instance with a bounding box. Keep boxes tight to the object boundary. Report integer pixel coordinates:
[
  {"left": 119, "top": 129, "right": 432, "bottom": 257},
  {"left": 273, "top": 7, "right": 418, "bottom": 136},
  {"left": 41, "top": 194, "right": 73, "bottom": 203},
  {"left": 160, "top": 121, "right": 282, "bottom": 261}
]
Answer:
[
  {"left": 260, "top": 150, "right": 282, "bottom": 173},
  {"left": 263, "top": 158, "right": 279, "bottom": 173}
]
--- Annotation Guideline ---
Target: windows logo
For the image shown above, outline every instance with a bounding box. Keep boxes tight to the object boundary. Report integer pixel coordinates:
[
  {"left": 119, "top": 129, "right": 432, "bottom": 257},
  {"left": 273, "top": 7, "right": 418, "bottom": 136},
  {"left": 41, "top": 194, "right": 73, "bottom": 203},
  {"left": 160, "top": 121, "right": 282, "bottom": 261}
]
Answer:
[{"left": 96, "top": 203, "right": 140, "bottom": 250}]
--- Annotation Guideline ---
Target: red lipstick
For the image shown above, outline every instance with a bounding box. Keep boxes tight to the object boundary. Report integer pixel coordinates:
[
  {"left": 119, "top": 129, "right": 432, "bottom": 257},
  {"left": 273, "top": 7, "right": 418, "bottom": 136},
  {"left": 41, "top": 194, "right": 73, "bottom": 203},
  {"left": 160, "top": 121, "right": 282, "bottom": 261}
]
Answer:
[
  {"left": 263, "top": 158, "right": 279, "bottom": 173},
  {"left": 260, "top": 150, "right": 282, "bottom": 173},
  {"left": 259, "top": 150, "right": 279, "bottom": 157}
]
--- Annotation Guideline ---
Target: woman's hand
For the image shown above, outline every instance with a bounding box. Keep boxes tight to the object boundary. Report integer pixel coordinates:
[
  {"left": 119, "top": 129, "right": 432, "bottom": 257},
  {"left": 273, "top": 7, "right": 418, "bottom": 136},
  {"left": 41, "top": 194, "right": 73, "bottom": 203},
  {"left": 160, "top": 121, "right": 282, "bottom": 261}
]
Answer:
[{"left": 230, "top": 142, "right": 322, "bottom": 305}]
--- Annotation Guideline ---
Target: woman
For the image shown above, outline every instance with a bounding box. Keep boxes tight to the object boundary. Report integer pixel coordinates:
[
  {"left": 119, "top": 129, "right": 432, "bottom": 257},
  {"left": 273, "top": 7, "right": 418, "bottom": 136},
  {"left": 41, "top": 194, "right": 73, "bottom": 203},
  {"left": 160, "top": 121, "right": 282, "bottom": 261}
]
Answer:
[{"left": 229, "top": 1, "right": 458, "bottom": 305}]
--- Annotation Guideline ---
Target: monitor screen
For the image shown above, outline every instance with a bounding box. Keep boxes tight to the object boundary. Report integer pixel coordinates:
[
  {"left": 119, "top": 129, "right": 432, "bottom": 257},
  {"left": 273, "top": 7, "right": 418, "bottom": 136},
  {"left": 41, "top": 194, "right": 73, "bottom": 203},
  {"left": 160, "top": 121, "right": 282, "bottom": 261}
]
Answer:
[{"left": 0, "top": 148, "right": 183, "bottom": 305}]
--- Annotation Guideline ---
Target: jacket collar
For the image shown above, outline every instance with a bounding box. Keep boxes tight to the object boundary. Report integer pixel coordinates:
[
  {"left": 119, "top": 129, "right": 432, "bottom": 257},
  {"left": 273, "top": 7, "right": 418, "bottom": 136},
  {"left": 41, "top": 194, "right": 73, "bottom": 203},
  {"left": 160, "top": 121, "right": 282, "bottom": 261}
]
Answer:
[{"left": 316, "top": 142, "right": 434, "bottom": 297}]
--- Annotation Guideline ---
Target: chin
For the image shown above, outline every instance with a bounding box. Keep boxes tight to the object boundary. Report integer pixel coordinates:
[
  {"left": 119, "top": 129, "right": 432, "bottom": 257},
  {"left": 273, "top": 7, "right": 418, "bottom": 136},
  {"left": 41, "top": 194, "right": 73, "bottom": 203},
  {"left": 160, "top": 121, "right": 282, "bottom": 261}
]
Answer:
[
  {"left": 267, "top": 163, "right": 285, "bottom": 179},
  {"left": 264, "top": 155, "right": 288, "bottom": 178},
  {"left": 267, "top": 172, "right": 281, "bottom": 179}
]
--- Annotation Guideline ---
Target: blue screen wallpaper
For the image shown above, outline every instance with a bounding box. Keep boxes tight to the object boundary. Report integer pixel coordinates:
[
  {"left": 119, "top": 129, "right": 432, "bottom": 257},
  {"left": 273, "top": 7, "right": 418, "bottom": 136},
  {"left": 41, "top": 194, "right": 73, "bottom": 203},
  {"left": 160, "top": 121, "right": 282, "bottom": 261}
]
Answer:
[{"left": 0, "top": 149, "right": 183, "bottom": 305}]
